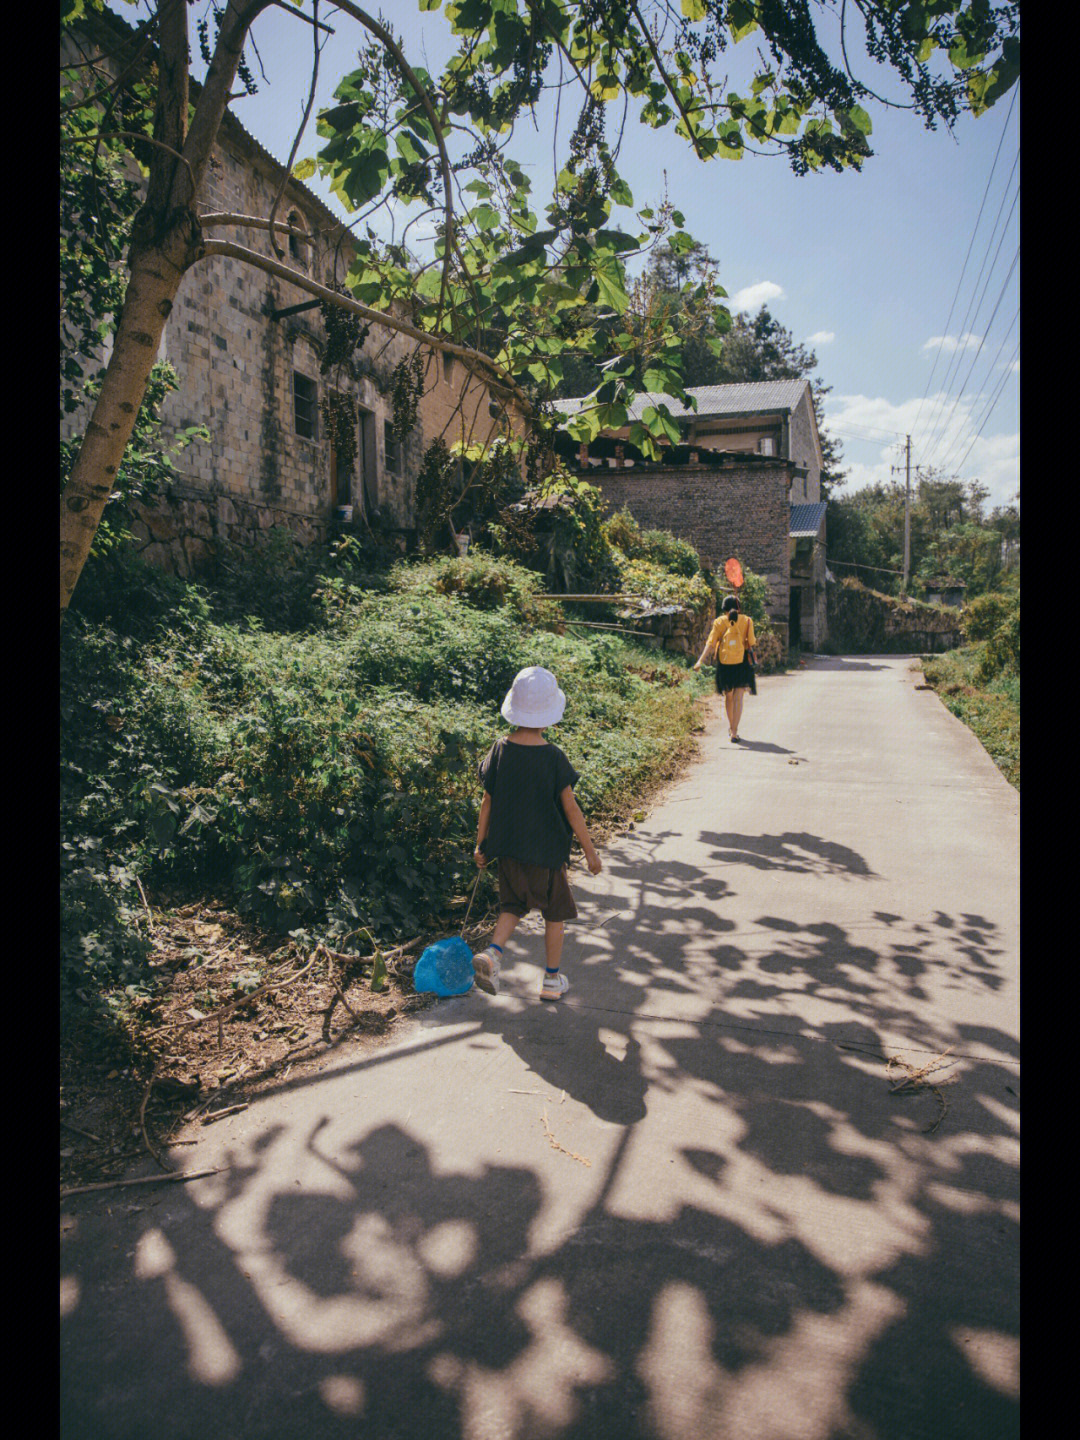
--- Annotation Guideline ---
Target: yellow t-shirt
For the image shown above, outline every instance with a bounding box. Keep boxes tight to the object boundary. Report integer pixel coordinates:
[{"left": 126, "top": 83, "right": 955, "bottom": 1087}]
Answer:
[{"left": 706, "top": 613, "right": 755, "bottom": 664}]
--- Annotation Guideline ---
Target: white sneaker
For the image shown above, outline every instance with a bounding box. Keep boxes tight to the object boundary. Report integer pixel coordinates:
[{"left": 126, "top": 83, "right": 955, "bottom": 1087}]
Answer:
[
  {"left": 539, "top": 971, "right": 569, "bottom": 1001},
  {"left": 472, "top": 946, "right": 502, "bottom": 995}
]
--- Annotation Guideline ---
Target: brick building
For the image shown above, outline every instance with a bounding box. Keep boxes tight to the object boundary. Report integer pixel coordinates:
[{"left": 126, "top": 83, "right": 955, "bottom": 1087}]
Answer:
[
  {"left": 557, "top": 378, "right": 829, "bottom": 649},
  {"left": 61, "top": 14, "right": 515, "bottom": 577}
]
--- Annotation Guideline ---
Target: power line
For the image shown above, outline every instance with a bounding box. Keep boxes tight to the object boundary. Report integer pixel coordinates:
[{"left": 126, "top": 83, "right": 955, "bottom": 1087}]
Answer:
[
  {"left": 911, "top": 84, "right": 1018, "bottom": 444},
  {"left": 827, "top": 558, "right": 906, "bottom": 576},
  {"left": 920, "top": 245, "right": 1019, "bottom": 470},
  {"left": 934, "top": 303, "right": 1020, "bottom": 475},
  {"left": 916, "top": 128, "right": 1019, "bottom": 460},
  {"left": 919, "top": 176, "right": 1019, "bottom": 463},
  {"left": 946, "top": 340, "right": 1020, "bottom": 479}
]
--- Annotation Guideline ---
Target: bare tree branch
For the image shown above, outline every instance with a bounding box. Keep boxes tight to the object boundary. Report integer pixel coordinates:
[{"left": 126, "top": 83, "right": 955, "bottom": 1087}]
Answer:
[
  {"left": 268, "top": 0, "right": 335, "bottom": 33},
  {"left": 197, "top": 236, "right": 534, "bottom": 412},
  {"left": 328, "top": 1, "right": 459, "bottom": 330},
  {"left": 628, "top": 0, "right": 710, "bottom": 162},
  {"left": 267, "top": 0, "right": 324, "bottom": 260},
  {"left": 199, "top": 211, "right": 331, "bottom": 242}
]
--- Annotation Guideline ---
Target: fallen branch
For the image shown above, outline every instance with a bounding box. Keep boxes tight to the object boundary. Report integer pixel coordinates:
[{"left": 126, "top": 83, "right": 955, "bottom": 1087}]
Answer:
[
  {"left": 139, "top": 1064, "right": 169, "bottom": 1172},
  {"left": 540, "top": 1107, "right": 591, "bottom": 1166},
  {"left": 136, "top": 876, "right": 156, "bottom": 936},
  {"left": 60, "top": 1167, "right": 223, "bottom": 1199},
  {"left": 201, "top": 1103, "right": 249, "bottom": 1125},
  {"left": 887, "top": 1049, "right": 956, "bottom": 1134},
  {"left": 60, "top": 1118, "right": 101, "bottom": 1144}
]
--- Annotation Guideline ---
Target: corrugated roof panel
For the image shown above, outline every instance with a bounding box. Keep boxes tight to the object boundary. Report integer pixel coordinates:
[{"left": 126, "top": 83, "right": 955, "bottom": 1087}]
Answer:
[
  {"left": 557, "top": 378, "right": 811, "bottom": 423},
  {"left": 789, "top": 501, "right": 827, "bottom": 537}
]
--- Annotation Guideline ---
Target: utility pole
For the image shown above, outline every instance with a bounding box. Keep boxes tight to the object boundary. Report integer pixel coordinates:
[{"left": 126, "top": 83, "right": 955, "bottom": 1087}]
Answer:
[
  {"left": 890, "top": 435, "right": 912, "bottom": 597},
  {"left": 902, "top": 434, "right": 911, "bottom": 598}
]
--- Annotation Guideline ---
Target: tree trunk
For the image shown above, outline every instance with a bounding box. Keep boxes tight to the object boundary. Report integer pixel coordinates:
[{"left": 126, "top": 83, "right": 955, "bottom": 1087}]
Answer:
[
  {"left": 59, "top": 0, "right": 266, "bottom": 616},
  {"left": 59, "top": 221, "right": 197, "bottom": 613}
]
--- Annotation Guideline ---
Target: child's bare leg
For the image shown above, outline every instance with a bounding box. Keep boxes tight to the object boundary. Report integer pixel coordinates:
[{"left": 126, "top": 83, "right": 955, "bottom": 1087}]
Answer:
[
  {"left": 539, "top": 920, "right": 568, "bottom": 1000},
  {"left": 732, "top": 688, "right": 745, "bottom": 736},
  {"left": 491, "top": 911, "right": 522, "bottom": 948},
  {"left": 544, "top": 921, "right": 565, "bottom": 971},
  {"left": 724, "top": 688, "right": 737, "bottom": 734}
]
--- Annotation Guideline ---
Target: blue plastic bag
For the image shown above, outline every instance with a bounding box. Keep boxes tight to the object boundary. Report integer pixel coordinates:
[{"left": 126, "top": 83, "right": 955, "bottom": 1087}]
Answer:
[{"left": 412, "top": 936, "right": 475, "bottom": 996}]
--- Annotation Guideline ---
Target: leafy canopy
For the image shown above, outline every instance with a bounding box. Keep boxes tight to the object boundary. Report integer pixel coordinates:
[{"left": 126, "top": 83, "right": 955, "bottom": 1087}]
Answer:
[{"left": 297, "top": 1, "right": 1018, "bottom": 457}]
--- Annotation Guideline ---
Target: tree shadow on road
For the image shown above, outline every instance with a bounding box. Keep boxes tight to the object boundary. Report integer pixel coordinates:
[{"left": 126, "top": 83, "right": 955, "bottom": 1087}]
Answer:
[
  {"left": 61, "top": 835, "right": 1019, "bottom": 1440},
  {"left": 701, "top": 830, "right": 877, "bottom": 878}
]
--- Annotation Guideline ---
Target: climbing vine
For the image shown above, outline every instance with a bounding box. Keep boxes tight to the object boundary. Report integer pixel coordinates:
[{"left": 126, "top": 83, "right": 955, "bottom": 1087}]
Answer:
[
  {"left": 414, "top": 438, "right": 458, "bottom": 555},
  {"left": 320, "top": 390, "right": 359, "bottom": 481},
  {"left": 319, "top": 284, "right": 370, "bottom": 373},
  {"left": 389, "top": 349, "right": 426, "bottom": 447}
]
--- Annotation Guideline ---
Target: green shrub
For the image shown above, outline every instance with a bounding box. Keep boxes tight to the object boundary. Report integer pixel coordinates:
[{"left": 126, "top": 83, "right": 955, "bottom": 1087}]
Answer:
[
  {"left": 962, "top": 591, "right": 1010, "bottom": 642},
  {"left": 616, "top": 556, "right": 714, "bottom": 613},
  {"left": 395, "top": 552, "right": 562, "bottom": 629},
  {"left": 604, "top": 509, "right": 701, "bottom": 577},
  {"left": 753, "top": 627, "right": 786, "bottom": 674},
  {"left": 500, "top": 468, "right": 620, "bottom": 592},
  {"left": 961, "top": 588, "right": 1019, "bottom": 681},
  {"left": 60, "top": 546, "right": 704, "bottom": 986}
]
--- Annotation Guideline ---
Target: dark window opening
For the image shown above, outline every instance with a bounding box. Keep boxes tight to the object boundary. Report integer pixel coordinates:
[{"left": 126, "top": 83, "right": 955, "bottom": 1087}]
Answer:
[
  {"left": 294, "top": 372, "right": 318, "bottom": 440},
  {"left": 358, "top": 409, "right": 376, "bottom": 514}
]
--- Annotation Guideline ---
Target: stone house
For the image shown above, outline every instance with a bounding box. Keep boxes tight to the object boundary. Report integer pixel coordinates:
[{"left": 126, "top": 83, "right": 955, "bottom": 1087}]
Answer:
[
  {"left": 556, "top": 378, "right": 829, "bottom": 650},
  {"left": 61, "top": 13, "right": 516, "bottom": 577}
]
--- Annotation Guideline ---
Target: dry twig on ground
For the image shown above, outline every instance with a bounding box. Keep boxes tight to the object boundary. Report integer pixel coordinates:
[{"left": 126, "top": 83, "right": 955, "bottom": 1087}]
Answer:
[{"left": 887, "top": 1049, "right": 957, "bottom": 1134}]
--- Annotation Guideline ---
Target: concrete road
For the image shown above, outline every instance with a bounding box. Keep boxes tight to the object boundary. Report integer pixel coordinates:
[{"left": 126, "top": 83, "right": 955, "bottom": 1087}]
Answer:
[{"left": 60, "top": 656, "right": 1020, "bottom": 1440}]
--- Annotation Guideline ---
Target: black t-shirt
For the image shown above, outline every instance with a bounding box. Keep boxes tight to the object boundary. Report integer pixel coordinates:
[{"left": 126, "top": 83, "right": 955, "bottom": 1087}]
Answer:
[{"left": 478, "top": 736, "right": 580, "bottom": 869}]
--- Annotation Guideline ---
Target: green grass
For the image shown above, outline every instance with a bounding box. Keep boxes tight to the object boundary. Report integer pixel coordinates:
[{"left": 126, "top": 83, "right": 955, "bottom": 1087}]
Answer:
[{"left": 920, "top": 644, "right": 1019, "bottom": 790}]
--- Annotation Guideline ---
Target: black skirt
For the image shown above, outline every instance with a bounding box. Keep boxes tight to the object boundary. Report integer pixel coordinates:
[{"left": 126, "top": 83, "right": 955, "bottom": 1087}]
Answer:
[{"left": 715, "top": 659, "right": 754, "bottom": 694}]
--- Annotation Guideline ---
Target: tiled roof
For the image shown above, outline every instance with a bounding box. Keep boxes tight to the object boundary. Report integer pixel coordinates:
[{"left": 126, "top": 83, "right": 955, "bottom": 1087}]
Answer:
[
  {"left": 789, "top": 501, "right": 827, "bottom": 537},
  {"left": 557, "top": 378, "right": 811, "bottom": 422}
]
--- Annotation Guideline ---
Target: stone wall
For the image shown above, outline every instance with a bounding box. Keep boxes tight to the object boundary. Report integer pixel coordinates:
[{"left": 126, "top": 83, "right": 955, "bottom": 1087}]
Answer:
[
  {"left": 586, "top": 460, "right": 793, "bottom": 627},
  {"left": 827, "top": 579, "right": 963, "bottom": 654},
  {"left": 616, "top": 594, "right": 716, "bottom": 658}
]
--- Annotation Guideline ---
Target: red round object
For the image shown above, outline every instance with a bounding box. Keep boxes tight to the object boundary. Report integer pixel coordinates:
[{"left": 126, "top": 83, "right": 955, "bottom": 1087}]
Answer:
[{"left": 724, "top": 558, "right": 744, "bottom": 588}]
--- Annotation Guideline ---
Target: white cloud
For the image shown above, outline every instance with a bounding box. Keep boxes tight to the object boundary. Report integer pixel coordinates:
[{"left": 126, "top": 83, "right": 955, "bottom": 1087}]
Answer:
[
  {"left": 807, "top": 331, "right": 835, "bottom": 346},
  {"left": 922, "top": 332, "right": 982, "bottom": 354},
  {"left": 823, "top": 391, "right": 1019, "bottom": 507},
  {"left": 729, "top": 280, "right": 785, "bottom": 312}
]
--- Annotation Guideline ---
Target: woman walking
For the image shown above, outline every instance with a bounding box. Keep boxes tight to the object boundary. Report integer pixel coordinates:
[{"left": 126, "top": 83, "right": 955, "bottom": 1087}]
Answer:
[{"left": 694, "top": 594, "right": 757, "bottom": 742}]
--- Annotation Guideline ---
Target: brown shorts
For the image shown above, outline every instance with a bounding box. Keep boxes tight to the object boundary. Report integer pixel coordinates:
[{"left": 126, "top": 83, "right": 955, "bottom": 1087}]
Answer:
[{"left": 496, "top": 857, "right": 578, "bottom": 922}]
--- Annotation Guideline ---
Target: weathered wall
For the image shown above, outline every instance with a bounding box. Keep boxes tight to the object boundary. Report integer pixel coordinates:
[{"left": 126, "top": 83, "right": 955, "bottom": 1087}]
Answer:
[
  {"left": 786, "top": 386, "right": 821, "bottom": 504},
  {"left": 587, "top": 461, "right": 793, "bottom": 626},
  {"left": 61, "top": 62, "right": 516, "bottom": 577}
]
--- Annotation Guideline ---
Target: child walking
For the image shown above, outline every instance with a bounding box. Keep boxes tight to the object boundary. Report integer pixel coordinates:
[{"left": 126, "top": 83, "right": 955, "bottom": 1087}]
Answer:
[{"left": 472, "top": 666, "right": 602, "bottom": 1000}]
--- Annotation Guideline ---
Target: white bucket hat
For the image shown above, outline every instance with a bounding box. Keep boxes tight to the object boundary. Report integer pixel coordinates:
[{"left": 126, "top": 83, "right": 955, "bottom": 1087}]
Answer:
[{"left": 501, "top": 666, "right": 566, "bottom": 728}]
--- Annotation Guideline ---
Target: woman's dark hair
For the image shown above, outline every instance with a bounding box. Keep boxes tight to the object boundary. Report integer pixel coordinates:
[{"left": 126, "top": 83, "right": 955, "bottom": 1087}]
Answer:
[{"left": 722, "top": 594, "right": 740, "bottom": 614}]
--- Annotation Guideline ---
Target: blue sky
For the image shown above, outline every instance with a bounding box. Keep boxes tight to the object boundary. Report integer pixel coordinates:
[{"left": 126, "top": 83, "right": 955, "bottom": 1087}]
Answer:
[{"left": 128, "top": 2, "right": 1020, "bottom": 508}]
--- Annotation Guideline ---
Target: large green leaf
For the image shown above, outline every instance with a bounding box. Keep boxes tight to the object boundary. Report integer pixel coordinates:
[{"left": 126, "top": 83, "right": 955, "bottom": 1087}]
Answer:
[
  {"left": 590, "top": 253, "right": 629, "bottom": 313},
  {"left": 641, "top": 404, "right": 682, "bottom": 446}
]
